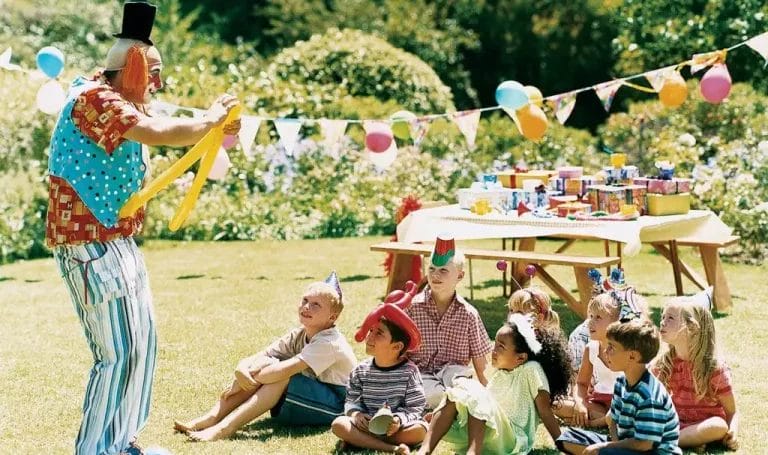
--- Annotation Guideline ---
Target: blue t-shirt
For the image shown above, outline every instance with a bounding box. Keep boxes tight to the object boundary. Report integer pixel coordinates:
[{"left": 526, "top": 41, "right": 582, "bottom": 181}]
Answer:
[{"left": 610, "top": 369, "right": 682, "bottom": 454}]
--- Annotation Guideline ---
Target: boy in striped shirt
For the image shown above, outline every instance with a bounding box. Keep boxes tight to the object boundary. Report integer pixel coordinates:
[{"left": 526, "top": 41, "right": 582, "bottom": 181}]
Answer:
[
  {"left": 557, "top": 319, "right": 682, "bottom": 455},
  {"left": 332, "top": 316, "right": 427, "bottom": 454}
]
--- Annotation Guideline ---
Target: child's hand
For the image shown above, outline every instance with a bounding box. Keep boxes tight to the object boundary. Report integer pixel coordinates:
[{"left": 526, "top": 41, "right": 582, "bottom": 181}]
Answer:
[
  {"left": 386, "top": 416, "right": 402, "bottom": 437},
  {"left": 234, "top": 367, "right": 259, "bottom": 392},
  {"left": 573, "top": 402, "right": 589, "bottom": 427},
  {"left": 350, "top": 411, "right": 370, "bottom": 432},
  {"left": 723, "top": 429, "right": 739, "bottom": 450}
]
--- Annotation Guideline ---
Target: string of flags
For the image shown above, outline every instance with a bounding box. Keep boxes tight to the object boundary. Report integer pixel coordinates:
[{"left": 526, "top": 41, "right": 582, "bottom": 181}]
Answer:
[{"left": 2, "top": 31, "right": 768, "bottom": 169}]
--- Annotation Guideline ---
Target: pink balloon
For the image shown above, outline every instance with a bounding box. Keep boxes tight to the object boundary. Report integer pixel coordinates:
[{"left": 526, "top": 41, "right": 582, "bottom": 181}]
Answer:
[
  {"left": 207, "top": 148, "right": 231, "bottom": 181},
  {"left": 222, "top": 134, "right": 238, "bottom": 150},
  {"left": 365, "top": 129, "right": 393, "bottom": 153},
  {"left": 699, "top": 64, "right": 731, "bottom": 104},
  {"left": 496, "top": 260, "right": 507, "bottom": 271}
]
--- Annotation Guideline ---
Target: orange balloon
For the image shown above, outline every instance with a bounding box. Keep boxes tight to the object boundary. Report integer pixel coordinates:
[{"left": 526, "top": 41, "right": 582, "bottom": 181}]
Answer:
[
  {"left": 659, "top": 72, "right": 687, "bottom": 108},
  {"left": 516, "top": 104, "right": 548, "bottom": 141}
]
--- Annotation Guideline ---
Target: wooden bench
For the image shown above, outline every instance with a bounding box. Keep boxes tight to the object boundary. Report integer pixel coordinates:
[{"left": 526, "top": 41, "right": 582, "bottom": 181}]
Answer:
[
  {"left": 650, "top": 235, "right": 739, "bottom": 311},
  {"left": 371, "top": 241, "right": 621, "bottom": 318}
]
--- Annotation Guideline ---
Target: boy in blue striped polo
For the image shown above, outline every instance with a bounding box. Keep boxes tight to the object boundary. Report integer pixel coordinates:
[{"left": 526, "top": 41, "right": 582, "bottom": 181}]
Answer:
[
  {"left": 557, "top": 319, "right": 682, "bottom": 455},
  {"left": 332, "top": 295, "right": 427, "bottom": 454}
]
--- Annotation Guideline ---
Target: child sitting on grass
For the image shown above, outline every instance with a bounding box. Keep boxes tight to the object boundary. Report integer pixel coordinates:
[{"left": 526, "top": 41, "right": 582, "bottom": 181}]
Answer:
[
  {"left": 332, "top": 285, "right": 427, "bottom": 454},
  {"left": 557, "top": 319, "right": 681, "bottom": 455},
  {"left": 417, "top": 314, "right": 571, "bottom": 454},
  {"left": 655, "top": 297, "right": 739, "bottom": 451},
  {"left": 174, "top": 272, "right": 357, "bottom": 441},
  {"left": 558, "top": 269, "right": 648, "bottom": 428}
]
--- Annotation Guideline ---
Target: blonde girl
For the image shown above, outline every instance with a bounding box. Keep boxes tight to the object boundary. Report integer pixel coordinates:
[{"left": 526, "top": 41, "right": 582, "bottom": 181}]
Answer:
[
  {"left": 655, "top": 299, "right": 738, "bottom": 451},
  {"left": 506, "top": 288, "right": 560, "bottom": 330}
]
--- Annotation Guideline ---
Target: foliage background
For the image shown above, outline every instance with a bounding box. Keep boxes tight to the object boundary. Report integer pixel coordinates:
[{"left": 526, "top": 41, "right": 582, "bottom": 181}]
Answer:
[{"left": 1, "top": 0, "right": 767, "bottom": 263}]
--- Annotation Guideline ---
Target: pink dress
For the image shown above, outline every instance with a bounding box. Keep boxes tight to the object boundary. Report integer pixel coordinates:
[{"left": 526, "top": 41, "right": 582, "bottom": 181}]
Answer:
[{"left": 657, "top": 358, "right": 732, "bottom": 428}]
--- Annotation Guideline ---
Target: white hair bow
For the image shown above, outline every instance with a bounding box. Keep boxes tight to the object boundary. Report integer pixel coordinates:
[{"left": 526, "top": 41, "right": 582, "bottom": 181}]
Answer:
[{"left": 507, "top": 313, "right": 542, "bottom": 355}]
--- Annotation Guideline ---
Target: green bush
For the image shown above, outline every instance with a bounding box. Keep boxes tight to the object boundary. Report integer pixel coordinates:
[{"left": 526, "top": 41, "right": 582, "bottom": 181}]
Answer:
[{"left": 0, "top": 169, "right": 48, "bottom": 264}]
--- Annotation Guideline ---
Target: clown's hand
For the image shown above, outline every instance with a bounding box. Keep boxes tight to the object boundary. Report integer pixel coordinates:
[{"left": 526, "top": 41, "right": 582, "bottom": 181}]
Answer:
[{"left": 206, "top": 94, "right": 239, "bottom": 126}]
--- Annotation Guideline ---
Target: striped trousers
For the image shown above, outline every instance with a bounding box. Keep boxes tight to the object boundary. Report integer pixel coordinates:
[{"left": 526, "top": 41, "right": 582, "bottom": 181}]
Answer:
[{"left": 54, "top": 237, "right": 157, "bottom": 455}]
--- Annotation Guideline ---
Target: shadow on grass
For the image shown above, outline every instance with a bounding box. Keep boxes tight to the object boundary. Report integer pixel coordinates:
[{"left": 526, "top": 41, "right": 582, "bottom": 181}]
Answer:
[
  {"left": 232, "top": 419, "right": 329, "bottom": 442},
  {"left": 177, "top": 274, "right": 205, "bottom": 280},
  {"left": 0, "top": 276, "right": 13, "bottom": 282},
  {"left": 340, "top": 274, "right": 379, "bottom": 283},
  {"left": 24, "top": 278, "right": 43, "bottom": 283}
]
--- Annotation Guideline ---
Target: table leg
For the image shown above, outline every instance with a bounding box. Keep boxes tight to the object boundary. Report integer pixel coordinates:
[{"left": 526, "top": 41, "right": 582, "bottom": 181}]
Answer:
[
  {"left": 649, "top": 243, "right": 708, "bottom": 290},
  {"left": 535, "top": 265, "right": 586, "bottom": 319},
  {"left": 699, "top": 245, "right": 732, "bottom": 311},
  {"left": 604, "top": 240, "right": 611, "bottom": 276},
  {"left": 669, "top": 240, "right": 684, "bottom": 296},
  {"left": 387, "top": 253, "right": 421, "bottom": 294},
  {"left": 512, "top": 237, "right": 537, "bottom": 288}
]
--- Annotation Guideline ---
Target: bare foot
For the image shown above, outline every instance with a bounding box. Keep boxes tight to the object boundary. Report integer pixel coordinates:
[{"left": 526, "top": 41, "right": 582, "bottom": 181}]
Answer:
[
  {"left": 173, "top": 420, "right": 197, "bottom": 434},
  {"left": 423, "top": 412, "right": 433, "bottom": 423},
  {"left": 188, "top": 427, "right": 227, "bottom": 442},
  {"left": 394, "top": 443, "right": 411, "bottom": 454}
]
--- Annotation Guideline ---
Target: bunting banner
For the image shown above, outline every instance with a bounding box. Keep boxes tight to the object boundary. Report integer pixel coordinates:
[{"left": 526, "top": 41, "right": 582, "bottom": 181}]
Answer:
[
  {"left": 746, "top": 32, "right": 768, "bottom": 66},
  {"left": 0, "top": 48, "right": 21, "bottom": 71},
  {"left": 238, "top": 115, "right": 261, "bottom": 157},
  {"left": 690, "top": 50, "right": 726, "bottom": 74},
  {"left": 451, "top": 110, "right": 481, "bottom": 149},
  {"left": 547, "top": 92, "right": 577, "bottom": 125},
  {"left": 410, "top": 117, "right": 431, "bottom": 147},
  {"left": 318, "top": 119, "right": 348, "bottom": 152},
  {"left": 501, "top": 108, "right": 522, "bottom": 134},
  {"left": 644, "top": 65, "right": 677, "bottom": 92},
  {"left": 593, "top": 80, "right": 624, "bottom": 112},
  {"left": 274, "top": 118, "right": 302, "bottom": 156}
]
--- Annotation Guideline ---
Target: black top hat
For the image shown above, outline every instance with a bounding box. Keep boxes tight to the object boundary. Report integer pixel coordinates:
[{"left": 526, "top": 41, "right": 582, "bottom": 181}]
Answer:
[{"left": 113, "top": 1, "right": 157, "bottom": 46}]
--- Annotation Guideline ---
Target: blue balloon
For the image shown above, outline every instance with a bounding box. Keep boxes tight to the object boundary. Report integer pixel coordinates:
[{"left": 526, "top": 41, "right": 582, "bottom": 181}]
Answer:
[
  {"left": 36, "top": 46, "right": 65, "bottom": 79},
  {"left": 495, "top": 80, "right": 529, "bottom": 110}
]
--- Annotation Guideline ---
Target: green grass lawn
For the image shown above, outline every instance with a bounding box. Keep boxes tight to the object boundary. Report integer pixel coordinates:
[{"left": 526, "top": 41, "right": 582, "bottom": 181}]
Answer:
[{"left": 0, "top": 236, "right": 765, "bottom": 454}]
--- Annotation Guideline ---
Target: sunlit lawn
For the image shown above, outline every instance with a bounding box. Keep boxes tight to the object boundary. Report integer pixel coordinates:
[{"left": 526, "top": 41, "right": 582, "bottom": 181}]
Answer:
[{"left": 1, "top": 236, "right": 764, "bottom": 454}]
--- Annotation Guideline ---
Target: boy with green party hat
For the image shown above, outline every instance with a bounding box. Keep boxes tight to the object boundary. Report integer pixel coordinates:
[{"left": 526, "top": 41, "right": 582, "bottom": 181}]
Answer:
[{"left": 406, "top": 235, "right": 493, "bottom": 409}]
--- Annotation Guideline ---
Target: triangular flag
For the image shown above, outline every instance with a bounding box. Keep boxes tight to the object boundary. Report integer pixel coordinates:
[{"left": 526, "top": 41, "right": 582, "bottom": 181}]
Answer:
[
  {"left": 409, "top": 117, "right": 431, "bottom": 147},
  {"left": 367, "top": 139, "right": 398, "bottom": 170},
  {"left": 747, "top": 32, "right": 768, "bottom": 66},
  {"left": 238, "top": 116, "right": 261, "bottom": 158},
  {"left": 451, "top": 110, "right": 481, "bottom": 149},
  {"left": 594, "top": 80, "right": 623, "bottom": 112},
  {"left": 690, "top": 50, "right": 724, "bottom": 74},
  {"left": 318, "top": 119, "right": 348, "bottom": 152},
  {"left": 274, "top": 118, "right": 303, "bottom": 156},
  {"left": 0, "top": 48, "right": 20, "bottom": 71},
  {"left": 547, "top": 92, "right": 577, "bottom": 125},
  {"left": 644, "top": 65, "right": 677, "bottom": 92},
  {"left": 502, "top": 107, "right": 523, "bottom": 134}
]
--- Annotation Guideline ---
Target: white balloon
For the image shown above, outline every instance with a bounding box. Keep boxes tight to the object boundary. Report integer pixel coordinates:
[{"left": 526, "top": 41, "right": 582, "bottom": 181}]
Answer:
[
  {"left": 368, "top": 141, "right": 398, "bottom": 170},
  {"left": 36, "top": 80, "right": 66, "bottom": 115},
  {"left": 677, "top": 133, "right": 696, "bottom": 147},
  {"left": 207, "top": 148, "right": 231, "bottom": 181}
]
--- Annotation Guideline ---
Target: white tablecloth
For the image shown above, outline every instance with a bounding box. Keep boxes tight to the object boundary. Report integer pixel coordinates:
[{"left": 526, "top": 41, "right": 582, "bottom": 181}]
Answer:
[{"left": 397, "top": 205, "right": 732, "bottom": 256}]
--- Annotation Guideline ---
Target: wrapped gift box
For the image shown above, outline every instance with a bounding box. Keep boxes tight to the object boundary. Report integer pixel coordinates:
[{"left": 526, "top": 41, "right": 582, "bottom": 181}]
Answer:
[
  {"left": 647, "top": 178, "right": 692, "bottom": 195},
  {"left": 496, "top": 170, "right": 557, "bottom": 189},
  {"left": 457, "top": 185, "right": 519, "bottom": 210},
  {"left": 603, "top": 165, "right": 639, "bottom": 185},
  {"left": 647, "top": 193, "right": 691, "bottom": 216},
  {"left": 587, "top": 184, "right": 647, "bottom": 215},
  {"left": 550, "top": 195, "right": 579, "bottom": 209},
  {"left": 552, "top": 175, "right": 602, "bottom": 196},
  {"left": 558, "top": 166, "right": 583, "bottom": 179},
  {"left": 557, "top": 202, "right": 592, "bottom": 217}
]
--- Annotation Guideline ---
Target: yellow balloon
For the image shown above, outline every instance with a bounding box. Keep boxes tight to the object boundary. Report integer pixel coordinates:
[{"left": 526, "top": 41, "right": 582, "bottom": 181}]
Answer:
[
  {"left": 659, "top": 72, "right": 687, "bottom": 108},
  {"left": 119, "top": 104, "right": 242, "bottom": 230},
  {"left": 523, "top": 85, "right": 544, "bottom": 107},
  {"left": 516, "top": 104, "right": 548, "bottom": 141}
]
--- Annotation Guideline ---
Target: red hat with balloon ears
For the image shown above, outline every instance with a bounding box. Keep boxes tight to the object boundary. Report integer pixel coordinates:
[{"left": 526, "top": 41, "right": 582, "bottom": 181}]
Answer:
[{"left": 354, "top": 281, "right": 421, "bottom": 352}]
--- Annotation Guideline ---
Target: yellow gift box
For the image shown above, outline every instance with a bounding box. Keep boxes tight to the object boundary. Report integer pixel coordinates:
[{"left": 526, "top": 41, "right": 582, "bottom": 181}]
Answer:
[
  {"left": 495, "top": 170, "right": 556, "bottom": 188},
  {"left": 647, "top": 193, "right": 691, "bottom": 216}
]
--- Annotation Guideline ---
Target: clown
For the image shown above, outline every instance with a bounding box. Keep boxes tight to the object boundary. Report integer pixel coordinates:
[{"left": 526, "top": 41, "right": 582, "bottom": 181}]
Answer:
[{"left": 45, "top": 2, "right": 240, "bottom": 454}]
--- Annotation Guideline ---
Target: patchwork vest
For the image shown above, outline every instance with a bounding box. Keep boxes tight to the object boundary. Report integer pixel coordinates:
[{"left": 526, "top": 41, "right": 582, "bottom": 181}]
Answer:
[{"left": 47, "top": 76, "right": 145, "bottom": 228}]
